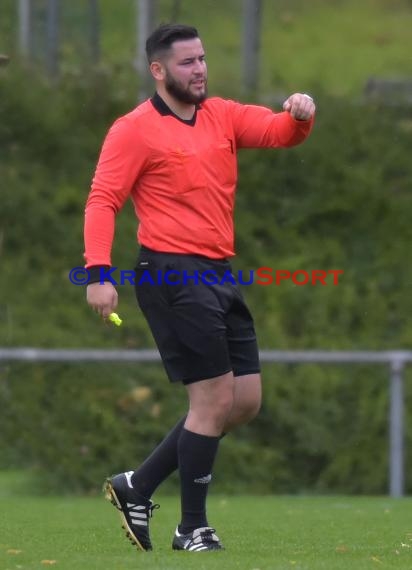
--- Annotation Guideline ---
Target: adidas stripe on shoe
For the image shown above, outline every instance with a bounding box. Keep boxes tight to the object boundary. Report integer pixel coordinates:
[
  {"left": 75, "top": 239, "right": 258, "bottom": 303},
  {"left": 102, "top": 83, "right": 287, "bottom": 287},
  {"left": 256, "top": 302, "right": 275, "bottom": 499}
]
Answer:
[
  {"left": 103, "top": 471, "right": 159, "bottom": 551},
  {"left": 172, "top": 526, "right": 223, "bottom": 552}
]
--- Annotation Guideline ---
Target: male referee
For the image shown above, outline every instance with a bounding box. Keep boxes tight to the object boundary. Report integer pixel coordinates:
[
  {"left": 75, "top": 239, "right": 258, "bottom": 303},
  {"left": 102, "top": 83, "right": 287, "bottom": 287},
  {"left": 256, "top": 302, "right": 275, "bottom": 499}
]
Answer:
[{"left": 84, "top": 23, "right": 315, "bottom": 552}]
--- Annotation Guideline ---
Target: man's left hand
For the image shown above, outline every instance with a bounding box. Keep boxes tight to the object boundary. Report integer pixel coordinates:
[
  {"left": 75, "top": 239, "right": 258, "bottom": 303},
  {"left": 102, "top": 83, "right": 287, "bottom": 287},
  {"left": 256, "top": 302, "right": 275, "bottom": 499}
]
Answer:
[{"left": 283, "top": 93, "right": 315, "bottom": 120}]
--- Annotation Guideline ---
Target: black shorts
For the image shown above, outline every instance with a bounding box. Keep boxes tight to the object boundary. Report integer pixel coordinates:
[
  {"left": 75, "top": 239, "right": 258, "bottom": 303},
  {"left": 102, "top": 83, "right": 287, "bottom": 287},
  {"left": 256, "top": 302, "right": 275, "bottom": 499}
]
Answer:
[{"left": 134, "top": 246, "right": 260, "bottom": 384}]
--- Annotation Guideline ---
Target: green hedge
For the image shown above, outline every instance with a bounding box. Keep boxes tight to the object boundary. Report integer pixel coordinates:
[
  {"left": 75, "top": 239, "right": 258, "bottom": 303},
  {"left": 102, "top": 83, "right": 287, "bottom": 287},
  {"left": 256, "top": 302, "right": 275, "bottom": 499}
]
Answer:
[
  {"left": 1, "top": 66, "right": 411, "bottom": 494},
  {"left": 1, "top": 362, "right": 410, "bottom": 494}
]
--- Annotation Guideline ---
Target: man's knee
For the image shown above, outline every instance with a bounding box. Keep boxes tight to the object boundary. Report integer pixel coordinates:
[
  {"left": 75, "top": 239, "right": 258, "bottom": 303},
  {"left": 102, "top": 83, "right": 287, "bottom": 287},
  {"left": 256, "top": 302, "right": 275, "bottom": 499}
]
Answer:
[
  {"left": 236, "top": 396, "right": 261, "bottom": 423},
  {"left": 192, "top": 384, "right": 234, "bottom": 421},
  {"left": 185, "top": 372, "right": 235, "bottom": 433},
  {"left": 212, "top": 388, "right": 235, "bottom": 419},
  {"left": 226, "top": 379, "right": 262, "bottom": 430}
]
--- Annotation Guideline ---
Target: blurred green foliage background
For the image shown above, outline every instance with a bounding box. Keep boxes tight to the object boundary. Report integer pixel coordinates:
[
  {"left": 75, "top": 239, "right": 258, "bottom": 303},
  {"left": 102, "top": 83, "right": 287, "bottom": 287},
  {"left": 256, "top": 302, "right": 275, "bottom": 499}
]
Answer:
[{"left": 1, "top": 0, "right": 411, "bottom": 495}]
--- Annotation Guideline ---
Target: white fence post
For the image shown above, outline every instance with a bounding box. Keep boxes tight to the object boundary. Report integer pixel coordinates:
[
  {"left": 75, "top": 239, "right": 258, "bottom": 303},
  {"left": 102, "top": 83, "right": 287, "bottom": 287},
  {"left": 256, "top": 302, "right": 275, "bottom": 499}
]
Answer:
[
  {"left": 242, "top": 0, "right": 262, "bottom": 95},
  {"left": 135, "top": 0, "right": 157, "bottom": 101},
  {"left": 389, "top": 358, "right": 405, "bottom": 497},
  {"left": 46, "top": 0, "right": 60, "bottom": 80},
  {"left": 18, "top": 0, "right": 32, "bottom": 60}
]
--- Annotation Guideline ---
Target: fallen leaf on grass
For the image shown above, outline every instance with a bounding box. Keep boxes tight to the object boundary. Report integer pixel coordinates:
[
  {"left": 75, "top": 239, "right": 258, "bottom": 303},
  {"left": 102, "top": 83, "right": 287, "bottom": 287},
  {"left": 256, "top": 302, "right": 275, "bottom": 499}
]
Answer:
[
  {"left": 336, "top": 544, "right": 349, "bottom": 553},
  {"left": 6, "top": 549, "right": 22, "bottom": 554},
  {"left": 41, "top": 561, "right": 57, "bottom": 565}
]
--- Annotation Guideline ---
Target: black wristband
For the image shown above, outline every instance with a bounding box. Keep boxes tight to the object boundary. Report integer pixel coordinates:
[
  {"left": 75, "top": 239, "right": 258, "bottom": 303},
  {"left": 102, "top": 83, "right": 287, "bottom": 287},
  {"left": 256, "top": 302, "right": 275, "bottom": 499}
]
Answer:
[{"left": 87, "top": 265, "right": 111, "bottom": 284}]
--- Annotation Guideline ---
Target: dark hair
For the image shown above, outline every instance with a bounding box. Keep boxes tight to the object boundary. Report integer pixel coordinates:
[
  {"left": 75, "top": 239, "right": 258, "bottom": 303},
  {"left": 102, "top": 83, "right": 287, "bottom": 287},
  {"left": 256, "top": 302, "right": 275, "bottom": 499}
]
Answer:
[{"left": 145, "top": 24, "right": 199, "bottom": 63}]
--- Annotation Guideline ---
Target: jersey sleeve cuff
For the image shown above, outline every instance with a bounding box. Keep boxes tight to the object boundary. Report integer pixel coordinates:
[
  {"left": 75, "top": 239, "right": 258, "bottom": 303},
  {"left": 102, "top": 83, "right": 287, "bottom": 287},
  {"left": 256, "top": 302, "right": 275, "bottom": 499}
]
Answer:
[{"left": 87, "top": 265, "right": 111, "bottom": 284}]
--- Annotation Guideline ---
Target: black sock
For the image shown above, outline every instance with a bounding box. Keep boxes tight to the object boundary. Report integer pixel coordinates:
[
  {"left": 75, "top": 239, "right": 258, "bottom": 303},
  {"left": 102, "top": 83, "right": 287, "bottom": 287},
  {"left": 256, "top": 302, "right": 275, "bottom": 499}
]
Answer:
[
  {"left": 177, "top": 428, "right": 220, "bottom": 534},
  {"left": 130, "top": 416, "right": 186, "bottom": 498}
]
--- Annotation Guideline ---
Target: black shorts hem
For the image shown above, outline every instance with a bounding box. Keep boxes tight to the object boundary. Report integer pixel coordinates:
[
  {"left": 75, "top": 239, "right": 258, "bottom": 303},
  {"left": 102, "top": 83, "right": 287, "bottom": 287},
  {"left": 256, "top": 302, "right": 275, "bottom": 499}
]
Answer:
[
  {"left": 233, "top": 368, "right": 261, "bottom": 378},
  {"left": 170, "top": 367, "right": 261, "bottom": 385},
  {"left": 172, "top": 367, "right": 233, "bottom": 386}
]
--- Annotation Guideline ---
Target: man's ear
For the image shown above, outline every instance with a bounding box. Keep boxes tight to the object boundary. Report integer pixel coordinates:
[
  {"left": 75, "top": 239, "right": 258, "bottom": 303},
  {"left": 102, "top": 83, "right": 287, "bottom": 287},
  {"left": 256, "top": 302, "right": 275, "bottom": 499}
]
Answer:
[{"left": 150, "top": 61, "right": 165, "bottom": 81}]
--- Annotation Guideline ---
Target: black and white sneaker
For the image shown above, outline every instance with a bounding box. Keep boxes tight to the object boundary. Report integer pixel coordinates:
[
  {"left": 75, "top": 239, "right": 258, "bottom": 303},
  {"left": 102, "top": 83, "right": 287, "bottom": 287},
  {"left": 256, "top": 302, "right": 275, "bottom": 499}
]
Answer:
[
  {"left": 172, "top": 526, "right": 223, "bottom": 552},
  {"left": 103, "top": 471, "right": 159, "bottom": 551}
]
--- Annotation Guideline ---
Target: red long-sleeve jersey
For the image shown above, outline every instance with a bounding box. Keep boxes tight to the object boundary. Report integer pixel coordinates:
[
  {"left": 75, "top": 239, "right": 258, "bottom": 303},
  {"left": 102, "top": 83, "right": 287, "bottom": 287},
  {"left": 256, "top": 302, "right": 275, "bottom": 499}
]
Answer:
[{"left": 84, "top": 94, "right": 314, "bottom": 266}]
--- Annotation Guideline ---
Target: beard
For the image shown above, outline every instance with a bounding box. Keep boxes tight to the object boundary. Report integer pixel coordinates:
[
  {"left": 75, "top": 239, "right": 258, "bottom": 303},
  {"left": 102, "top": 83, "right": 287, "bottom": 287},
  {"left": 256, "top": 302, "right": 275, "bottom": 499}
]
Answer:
[{"left": 165, "top": 69, "right": 208, "bottom": 105}]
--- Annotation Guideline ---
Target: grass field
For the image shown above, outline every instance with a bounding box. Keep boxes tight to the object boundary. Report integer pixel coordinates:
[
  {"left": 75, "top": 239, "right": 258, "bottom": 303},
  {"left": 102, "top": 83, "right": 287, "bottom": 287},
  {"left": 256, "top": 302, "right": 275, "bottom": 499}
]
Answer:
[{"left": 1, "top": 472, "right": 411, "bottom": 570}]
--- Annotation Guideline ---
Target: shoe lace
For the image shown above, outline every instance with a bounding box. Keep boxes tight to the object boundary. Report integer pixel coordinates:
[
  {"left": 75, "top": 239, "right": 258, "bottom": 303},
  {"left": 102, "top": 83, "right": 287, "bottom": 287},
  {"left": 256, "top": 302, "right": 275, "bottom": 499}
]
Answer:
[
  {"left": 148, "top": 503, "right": 160, "bottom": 518},
  {"left": 199, "top": 527, "right": 218, "bottom": 544}
]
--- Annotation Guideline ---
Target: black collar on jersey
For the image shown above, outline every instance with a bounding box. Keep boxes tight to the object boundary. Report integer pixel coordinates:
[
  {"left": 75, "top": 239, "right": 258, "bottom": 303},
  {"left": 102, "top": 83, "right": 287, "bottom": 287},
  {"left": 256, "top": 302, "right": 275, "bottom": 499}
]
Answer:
[{"left": 150, "top": 92, "right": 201, "bottom": 126}]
